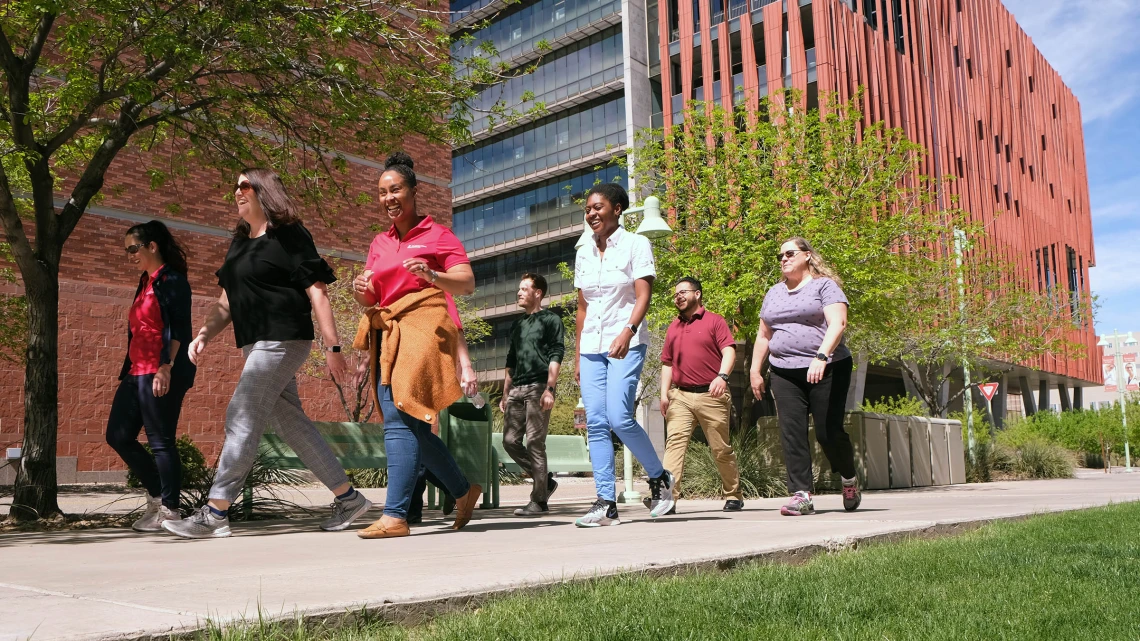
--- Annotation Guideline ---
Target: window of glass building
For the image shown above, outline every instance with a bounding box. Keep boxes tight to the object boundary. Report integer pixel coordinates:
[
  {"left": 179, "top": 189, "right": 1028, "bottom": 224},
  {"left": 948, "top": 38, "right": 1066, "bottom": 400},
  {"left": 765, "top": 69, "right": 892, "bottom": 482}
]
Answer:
[
  {"left": 452, "top": 95, "right": 627, "bottom": 197},
  {"left": 453, "top": 165, "right": 627, "bottom": 251},
  {"left": 470, "top": 238, "right": 580, "bottom": 309},
  {"left": 452, "top": 0, "right": 622, "bottom": 66},
  {"left": 467, "top": 28, "right": 624, "bottom": 134}
]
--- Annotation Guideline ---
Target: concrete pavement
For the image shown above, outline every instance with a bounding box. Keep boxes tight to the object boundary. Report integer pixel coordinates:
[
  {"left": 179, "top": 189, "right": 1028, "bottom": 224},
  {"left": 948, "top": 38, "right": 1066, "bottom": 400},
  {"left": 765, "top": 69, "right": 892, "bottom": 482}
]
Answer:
[{"left": 1, "top": 471, "right": 1138, "bottom": 641}]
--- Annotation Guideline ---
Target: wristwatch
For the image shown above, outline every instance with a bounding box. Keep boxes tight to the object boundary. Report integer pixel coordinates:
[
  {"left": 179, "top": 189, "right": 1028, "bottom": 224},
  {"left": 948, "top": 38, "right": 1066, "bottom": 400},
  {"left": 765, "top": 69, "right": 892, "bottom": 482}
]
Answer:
[
  {"left": 717, "top": 373, "right": 730, "bottom": 382},
  {"left": 547, "top": 386, "right": 557, "bottom": 396},
  {"left": 626, "top": 323, "right": 638, "bottom": 335},
  {"left": 815, "top": 352, "right": 829, "bottom": 362},
  {"left": 325, "top": 345, "right": 342, "bottom": 353}
]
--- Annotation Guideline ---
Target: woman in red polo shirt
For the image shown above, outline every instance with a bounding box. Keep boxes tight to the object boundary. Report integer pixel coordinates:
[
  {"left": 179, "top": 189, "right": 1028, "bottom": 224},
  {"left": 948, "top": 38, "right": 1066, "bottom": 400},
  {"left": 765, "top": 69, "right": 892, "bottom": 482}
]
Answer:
[
  {"left": 351, "top": 152, "right": 482, "bottom": 539},
  {"left": 106, "top": 221, "right": 196, "bottom": 532}
]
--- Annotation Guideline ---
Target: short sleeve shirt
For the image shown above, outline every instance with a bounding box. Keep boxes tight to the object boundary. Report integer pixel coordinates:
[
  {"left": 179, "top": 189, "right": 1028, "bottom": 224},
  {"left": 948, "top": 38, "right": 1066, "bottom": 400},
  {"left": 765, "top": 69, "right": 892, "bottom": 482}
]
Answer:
[
  {"left": 660, "top": 309, "right": 736, "bottom": 387},
  {"left": 760, "top": 277, "right": 850, "bottom": 369},
  {"left": 216, "top": 223, "right": 335, "bottom": 348},
  {"left": 365, "top": 216, "right": 469, "bottom": 329},
  {"left": 574, "top": 226, "right": 656, "bottom": 354}
]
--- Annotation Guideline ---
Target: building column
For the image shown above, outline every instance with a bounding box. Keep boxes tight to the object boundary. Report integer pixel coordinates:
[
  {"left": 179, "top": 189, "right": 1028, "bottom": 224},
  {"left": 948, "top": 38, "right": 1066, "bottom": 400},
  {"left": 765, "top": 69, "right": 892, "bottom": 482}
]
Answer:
[
  {"left": 1039, "top": 379, "right": 1051, "bottom": 413},
  {"left": 1073, "top": 386, "right": 1083, "bottom": 410},
  {"left": 845, "top": 353, "right": 868, "bottom": 411},
  {"left": 621, "top": 0, "right": 653, "bottom": 194},
  {"left": 1057, "top": 383, "right": 1072, "bottom": 412},
  {"left": 992, "top": 375, "right": 1007, "bottom": 429},
  {"left": 1019, "top": 376, "right": 1037, "bottom": 416}
]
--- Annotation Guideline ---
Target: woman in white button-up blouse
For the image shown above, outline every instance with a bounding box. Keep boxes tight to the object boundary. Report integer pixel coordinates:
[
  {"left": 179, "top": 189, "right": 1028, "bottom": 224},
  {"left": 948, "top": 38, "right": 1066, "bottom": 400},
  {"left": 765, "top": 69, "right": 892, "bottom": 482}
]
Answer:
[{"left": 571, "top": 183, "right": 676, "bottom": 527}]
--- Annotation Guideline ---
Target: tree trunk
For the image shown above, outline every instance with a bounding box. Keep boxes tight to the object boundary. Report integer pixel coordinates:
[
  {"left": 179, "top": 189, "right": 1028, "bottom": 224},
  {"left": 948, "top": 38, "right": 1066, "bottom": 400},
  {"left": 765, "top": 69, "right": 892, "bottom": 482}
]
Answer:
[{"left": 10, "top": 268, "right": 61, "bottom": 521}]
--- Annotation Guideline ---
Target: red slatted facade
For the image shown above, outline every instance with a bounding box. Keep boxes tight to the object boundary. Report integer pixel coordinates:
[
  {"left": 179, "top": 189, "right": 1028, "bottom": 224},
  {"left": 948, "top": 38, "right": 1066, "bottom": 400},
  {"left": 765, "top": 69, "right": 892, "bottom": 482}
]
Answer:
[{"left": 657, "top": 0, "right": 1098, "bottom": 385}]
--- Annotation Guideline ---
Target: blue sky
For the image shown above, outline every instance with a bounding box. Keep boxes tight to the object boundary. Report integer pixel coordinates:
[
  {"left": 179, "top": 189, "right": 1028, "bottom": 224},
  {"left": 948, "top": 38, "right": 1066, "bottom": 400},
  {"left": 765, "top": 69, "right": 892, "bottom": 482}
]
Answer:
[{"left": 1004, "top": 0, "right": 1140, "bottom": 337}]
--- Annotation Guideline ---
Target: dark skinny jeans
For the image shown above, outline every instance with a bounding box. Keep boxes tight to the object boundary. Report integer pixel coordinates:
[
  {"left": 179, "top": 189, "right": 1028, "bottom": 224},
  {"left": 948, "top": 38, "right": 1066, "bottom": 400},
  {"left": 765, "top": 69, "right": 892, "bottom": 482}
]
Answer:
[
  {"left": 106, "top": 373, "right": 189, "bottom": 510},
  {"left": 770, "top": 357, "right": 856, "bottom": 494}
]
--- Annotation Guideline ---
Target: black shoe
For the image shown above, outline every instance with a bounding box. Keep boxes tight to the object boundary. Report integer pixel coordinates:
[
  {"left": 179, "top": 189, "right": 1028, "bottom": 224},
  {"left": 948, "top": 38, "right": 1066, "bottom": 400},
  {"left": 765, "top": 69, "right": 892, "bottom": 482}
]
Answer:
[
  {"left": 442, "top": 495, "right": 455, "bottom": 517},
  {"left": 513, "top": 501, "right": 548, "bottom": 517},
  {"left": 406, "top": 514, "right": 423, "bottom": 525},
  {"left": 723, "top": 500, "right": 744, "bottom": 512},
  {"left": 547, "top": 473, "right": 558, "bottom": 500}
]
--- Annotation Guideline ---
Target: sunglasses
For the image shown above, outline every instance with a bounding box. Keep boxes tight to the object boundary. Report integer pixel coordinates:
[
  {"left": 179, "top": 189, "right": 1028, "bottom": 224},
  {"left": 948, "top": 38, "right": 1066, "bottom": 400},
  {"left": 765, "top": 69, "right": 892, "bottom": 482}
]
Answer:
[
  {"left": 125, "top": 243, "right": 145, "bottom": 255},
  {"left": 777, "top": 249, "right": 804, "bottom": 261},
  {"left": 235, "top": 180, "right": 254, "bottom": 193}
]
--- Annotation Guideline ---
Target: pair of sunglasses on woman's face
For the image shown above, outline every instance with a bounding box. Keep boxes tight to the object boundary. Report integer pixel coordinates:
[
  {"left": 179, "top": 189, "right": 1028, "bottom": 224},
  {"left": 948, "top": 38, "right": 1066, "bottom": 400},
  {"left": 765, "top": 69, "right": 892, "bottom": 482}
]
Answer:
[
  {"left": 235, "top": 180, "right": 253, "bottom": 193},
  {"left": 777, "top": 249, "right": 805, "bottom": 261}
]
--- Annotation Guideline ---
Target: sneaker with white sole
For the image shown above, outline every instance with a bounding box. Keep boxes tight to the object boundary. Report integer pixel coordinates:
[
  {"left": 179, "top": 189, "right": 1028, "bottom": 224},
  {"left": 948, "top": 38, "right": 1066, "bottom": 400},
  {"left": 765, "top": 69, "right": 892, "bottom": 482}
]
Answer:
[
  {"left": 780, "top": 491, "right": 815, "bottom": 516},
  {"left": 575, "top": 497, "right": 620, "bottom": 527},
  {"left": 132, "top": 495, "right": 163, "bottom": 532},
  {"left": 320, "top": 490, "right": 373, "bottom": 531},
  {"left": 841, "top": 478, "right": 862, "bottom": 512},
  {"left": 649, "top": 470, "right": 676, "bottom": 518},
  {"left": 163, "top": 505, "right": 232, "bottom": 538}
]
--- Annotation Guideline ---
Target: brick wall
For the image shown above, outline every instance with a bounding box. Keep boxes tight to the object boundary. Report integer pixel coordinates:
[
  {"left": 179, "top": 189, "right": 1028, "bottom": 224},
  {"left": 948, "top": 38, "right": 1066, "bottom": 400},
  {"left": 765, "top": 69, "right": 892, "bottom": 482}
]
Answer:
[{"left": 0, "top": 134, "right": 451, "bottom": 479}]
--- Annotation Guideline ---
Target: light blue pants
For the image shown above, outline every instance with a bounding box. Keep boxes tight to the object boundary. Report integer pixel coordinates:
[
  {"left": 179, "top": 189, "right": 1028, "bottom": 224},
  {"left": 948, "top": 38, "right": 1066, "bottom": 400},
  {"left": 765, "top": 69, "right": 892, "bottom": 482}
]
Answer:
[{"left": 579, "top": 344, "right": 665, "bottom": 501}]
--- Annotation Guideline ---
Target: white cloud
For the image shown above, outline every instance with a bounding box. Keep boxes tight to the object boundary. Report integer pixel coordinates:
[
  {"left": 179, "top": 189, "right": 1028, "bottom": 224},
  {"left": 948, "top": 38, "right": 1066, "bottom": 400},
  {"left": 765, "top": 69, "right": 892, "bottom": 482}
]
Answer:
[{"left": 1003, "top": 0, "right": 1140, "bottom": 122}]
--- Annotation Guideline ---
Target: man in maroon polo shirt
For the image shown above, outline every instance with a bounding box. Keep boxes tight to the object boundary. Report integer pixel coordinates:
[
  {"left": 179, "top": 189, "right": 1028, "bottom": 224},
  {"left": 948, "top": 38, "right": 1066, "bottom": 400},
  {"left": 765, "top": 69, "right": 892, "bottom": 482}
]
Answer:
[{"left": 659, "top": 276, "right": 743, "bottom": 513}]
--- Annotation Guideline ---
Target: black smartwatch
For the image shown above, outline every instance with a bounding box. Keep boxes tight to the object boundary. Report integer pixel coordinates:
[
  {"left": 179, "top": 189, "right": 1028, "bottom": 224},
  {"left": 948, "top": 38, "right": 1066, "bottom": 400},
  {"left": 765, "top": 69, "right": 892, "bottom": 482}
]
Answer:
[
  {"left": 626, "top": 323, "right": 638, "bottom": 335},
  {"left": 547, "top": 386, "right": 557, "bottom": 396},
  {"left": 717, "top": 373, "right": 730, "bottom": 382},
  {"left": 815, "top": 352, "right": 828, "bottom": 362},
  {"left": 325, "top": 345, "right": 342, "bottom": 353}
]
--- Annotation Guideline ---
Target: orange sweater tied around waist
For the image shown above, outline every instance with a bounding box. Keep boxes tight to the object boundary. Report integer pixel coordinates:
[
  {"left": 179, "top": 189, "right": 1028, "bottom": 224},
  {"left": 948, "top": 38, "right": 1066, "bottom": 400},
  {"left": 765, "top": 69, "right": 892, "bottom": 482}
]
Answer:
[{"left": 352, "top": 288, "right": 464, "bottom": 424}]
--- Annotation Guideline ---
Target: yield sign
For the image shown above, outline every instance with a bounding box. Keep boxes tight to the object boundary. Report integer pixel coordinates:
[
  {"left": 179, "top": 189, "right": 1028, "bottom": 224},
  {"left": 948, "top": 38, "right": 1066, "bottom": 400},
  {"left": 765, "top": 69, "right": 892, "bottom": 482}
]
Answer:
[{"left": 978, "top": 382, "right": 999, "bottom": 401}]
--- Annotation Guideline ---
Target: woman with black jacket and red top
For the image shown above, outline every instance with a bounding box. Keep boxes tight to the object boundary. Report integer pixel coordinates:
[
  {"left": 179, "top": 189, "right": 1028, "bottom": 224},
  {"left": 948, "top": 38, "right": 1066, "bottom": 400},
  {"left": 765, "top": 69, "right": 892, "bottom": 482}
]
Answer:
[{"left": 107, "top": 221, "right": 196, "bottom": 532}]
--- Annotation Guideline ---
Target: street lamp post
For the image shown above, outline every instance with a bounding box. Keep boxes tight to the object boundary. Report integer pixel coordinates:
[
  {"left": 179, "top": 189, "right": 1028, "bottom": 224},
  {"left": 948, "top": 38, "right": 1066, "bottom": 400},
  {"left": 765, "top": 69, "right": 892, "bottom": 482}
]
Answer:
[
  {"left": 1096, "top": 329, "right": 1136, "bottom": 472},
  {"left": 576, "top": 196, "right": 672, "bottom": 504}
]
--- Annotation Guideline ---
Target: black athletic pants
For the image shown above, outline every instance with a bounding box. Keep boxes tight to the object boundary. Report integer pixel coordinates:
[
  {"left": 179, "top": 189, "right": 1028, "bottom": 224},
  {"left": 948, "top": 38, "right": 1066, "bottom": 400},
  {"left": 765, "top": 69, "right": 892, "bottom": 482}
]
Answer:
[
  {"left": 106, "top": 374, "right": 189, "bottom": 510},
  {"left": 770, "top": 357, "right": 856, "bottom": 494}
]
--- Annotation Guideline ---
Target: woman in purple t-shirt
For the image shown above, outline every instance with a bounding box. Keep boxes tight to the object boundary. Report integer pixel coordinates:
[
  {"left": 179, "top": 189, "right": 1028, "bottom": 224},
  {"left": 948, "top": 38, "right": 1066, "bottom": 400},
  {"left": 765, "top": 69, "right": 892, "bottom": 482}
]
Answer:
[{"left": 748, "top": 237, "right": 861, "bottom": 516}]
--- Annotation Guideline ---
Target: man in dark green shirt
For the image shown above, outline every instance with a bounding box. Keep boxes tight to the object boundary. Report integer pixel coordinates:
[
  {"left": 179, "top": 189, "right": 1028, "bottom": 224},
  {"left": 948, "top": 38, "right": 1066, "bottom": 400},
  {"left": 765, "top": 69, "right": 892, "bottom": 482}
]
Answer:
[{"left": 499, "top": 273, "right": 566, "bottom": 516}]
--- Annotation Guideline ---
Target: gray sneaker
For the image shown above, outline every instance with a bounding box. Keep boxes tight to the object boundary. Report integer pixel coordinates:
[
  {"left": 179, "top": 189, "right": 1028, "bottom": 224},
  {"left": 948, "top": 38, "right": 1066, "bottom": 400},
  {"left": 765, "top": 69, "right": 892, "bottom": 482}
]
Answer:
[
  {"left": 320, "top": 491, "right": 373, "bottom": 531},
  {"left": 575, "top": 497, "right": 620, "bottom": 528},
  {"left": 132, "top": 495, "right": 163, "bottom": 532},
  {"left": 163, "top": 505, "right": 232, "bottom": 538},
  {"left": 513, "top": 501, "right": 548, "bottom": 517}
]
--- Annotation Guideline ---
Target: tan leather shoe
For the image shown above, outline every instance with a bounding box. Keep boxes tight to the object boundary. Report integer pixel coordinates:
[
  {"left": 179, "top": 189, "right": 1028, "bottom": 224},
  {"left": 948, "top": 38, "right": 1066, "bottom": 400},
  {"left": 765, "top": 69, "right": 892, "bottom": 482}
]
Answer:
[
  {"left": 357, "top": 517, "right": 410, "bottom": 539},
  {"left": 451, "top": 484, "right": 482, "bottom": 530}
]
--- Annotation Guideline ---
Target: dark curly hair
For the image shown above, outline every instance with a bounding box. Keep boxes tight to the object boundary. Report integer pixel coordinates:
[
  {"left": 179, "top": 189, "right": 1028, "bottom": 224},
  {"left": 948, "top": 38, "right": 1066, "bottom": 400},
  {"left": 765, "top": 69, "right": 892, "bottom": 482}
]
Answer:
[
  {"left": 586, "top": 182, "right": 629, "bottom": 214},
  {"left": 382, "top": 151, "right": 417, "bottom": 188}
]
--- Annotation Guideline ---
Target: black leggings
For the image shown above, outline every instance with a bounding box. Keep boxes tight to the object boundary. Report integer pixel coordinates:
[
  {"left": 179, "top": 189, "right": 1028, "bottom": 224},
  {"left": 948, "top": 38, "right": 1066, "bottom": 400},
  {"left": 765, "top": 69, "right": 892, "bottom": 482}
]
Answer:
[
  {"left": 770, "top": 357, "right": 856, "bottom": 494},
  {"left": 106, "top": 374, "right": 189, "bottom": 510}
]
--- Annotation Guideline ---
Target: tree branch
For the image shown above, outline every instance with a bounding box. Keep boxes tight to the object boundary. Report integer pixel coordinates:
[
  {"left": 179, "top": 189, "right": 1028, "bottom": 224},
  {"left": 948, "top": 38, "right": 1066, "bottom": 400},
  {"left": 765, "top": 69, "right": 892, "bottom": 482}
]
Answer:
[
  {"left": 22, "top": 13, "right": 56, "bottom": 74},
  {"left": 0, "top": 21, "right": 19, "bottom": 72},
  {"left": 0, "top": 162, "right": 38, "bottom": 276}
]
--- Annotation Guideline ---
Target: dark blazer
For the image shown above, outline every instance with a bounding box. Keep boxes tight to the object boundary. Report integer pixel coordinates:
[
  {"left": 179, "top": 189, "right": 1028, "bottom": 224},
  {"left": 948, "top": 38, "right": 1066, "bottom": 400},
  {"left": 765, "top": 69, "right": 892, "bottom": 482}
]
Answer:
[{"left": 119, "top": 265, "right": 197, "bottom": 386}]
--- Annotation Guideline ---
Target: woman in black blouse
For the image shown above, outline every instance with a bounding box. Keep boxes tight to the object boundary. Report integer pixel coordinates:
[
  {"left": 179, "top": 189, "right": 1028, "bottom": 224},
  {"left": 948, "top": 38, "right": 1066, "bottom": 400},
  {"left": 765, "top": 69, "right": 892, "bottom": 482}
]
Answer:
[{"left": 164, "top": 168, "right": 372, "bottom": 539}]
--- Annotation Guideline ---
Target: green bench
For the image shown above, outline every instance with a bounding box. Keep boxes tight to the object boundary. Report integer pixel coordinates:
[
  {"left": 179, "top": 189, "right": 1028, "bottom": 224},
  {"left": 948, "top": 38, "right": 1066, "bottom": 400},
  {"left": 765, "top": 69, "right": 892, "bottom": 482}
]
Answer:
[
  {"left": 256, "top": 407, "right": 500, "bottom": 517},
  {"left": 490, "top": 432, "right": 594, "bottom": 476}
]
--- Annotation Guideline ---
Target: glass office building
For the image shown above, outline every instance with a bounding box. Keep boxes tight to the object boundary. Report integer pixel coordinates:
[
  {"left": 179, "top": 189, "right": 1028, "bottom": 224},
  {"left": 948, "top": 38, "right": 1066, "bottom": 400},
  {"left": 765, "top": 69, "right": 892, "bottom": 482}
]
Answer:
[{"left": 450, "top": 0, "right": 652, "bottom": 381}]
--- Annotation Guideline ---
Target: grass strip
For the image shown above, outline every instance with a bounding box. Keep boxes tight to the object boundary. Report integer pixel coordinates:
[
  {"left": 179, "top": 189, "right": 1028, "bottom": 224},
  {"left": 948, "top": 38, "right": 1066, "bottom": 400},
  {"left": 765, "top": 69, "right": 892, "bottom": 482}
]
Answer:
[{"left": 202, "top": 502, "right": 1140, "bottom": 641}]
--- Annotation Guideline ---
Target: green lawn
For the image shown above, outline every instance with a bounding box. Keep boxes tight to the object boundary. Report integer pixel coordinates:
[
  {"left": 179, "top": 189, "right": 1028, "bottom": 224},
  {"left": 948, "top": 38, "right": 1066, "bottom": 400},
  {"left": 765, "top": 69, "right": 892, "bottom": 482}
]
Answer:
[{"left": 205, "top": 503, "right": 1140, "bottom": 641}]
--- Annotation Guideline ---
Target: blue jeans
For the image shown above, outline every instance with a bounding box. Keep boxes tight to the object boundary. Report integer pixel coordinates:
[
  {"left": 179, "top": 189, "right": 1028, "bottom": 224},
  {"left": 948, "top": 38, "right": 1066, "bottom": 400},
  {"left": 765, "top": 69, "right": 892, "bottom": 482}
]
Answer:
[
  {"left": 379, "top": 384, "right": 470, "bottom": 519},
  {"left": 580, "top": 344, "right": 664, "bottom": 501}
]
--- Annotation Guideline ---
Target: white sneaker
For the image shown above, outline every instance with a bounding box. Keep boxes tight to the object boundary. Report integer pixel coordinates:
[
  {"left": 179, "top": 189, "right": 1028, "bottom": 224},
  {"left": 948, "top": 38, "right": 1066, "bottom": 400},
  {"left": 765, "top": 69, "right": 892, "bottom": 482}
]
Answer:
[
  {"left": 132, "top": 495, "right": 163, "bottom": 532},
  {"left": 163, "top": 505, "right": 232, "bottom": 538},
  {"left": 649, "top": 470, "right": 676, "bottom": 518},
  {"left": 575, "top": 498, "right": 621, "bottom": 527}
]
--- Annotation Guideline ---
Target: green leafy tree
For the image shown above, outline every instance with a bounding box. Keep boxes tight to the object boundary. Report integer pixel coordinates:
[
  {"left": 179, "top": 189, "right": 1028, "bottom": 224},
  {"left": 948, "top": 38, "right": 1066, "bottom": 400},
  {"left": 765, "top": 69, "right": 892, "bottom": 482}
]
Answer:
[
  {"left": 0, "top": 0, "right": 527, "bottom": 521},
  {"left": 628, "top": 91, "right": 1083, "bottom": 420}
]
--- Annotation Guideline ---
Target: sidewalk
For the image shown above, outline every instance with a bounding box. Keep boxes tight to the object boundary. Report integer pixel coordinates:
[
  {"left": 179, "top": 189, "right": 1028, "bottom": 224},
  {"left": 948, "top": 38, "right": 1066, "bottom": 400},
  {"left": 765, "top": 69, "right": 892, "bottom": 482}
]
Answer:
[{"left": 1, "top": 471, "right": 1137, "bottom": 641}]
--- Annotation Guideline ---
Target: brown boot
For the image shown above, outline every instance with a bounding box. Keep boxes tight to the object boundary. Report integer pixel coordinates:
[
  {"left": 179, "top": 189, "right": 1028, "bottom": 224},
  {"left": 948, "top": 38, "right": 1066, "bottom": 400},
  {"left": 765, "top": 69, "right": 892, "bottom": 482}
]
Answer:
[
  {"left": 451, "top": 484, "right": 482, "bottom": 530},
  {"left": 357, "top": 517, "right": 410, "bottom": 539}
]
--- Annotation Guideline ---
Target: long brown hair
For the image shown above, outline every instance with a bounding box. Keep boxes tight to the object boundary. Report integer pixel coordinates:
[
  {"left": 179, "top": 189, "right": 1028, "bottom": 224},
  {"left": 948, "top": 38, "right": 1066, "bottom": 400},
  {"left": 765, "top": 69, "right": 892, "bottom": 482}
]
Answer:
[
  {"left": 126, "top": 220, "right": 189, "bottom": 274},
  {"left": 233, "top": 167, "right": 301, "bottom": 239},
  {"left": 782, "top": 236, "right": 843, "bottom": 285}
]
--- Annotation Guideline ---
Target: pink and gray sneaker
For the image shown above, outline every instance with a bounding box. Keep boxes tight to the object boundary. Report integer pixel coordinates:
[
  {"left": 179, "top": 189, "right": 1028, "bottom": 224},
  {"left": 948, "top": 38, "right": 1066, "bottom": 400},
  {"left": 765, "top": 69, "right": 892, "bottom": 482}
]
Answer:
[
  {"left": 780, "top": 491, "right": 815, "bottom": 516},
  {"left": 842, "top": 478, "right": 862, "bottom": 512}
]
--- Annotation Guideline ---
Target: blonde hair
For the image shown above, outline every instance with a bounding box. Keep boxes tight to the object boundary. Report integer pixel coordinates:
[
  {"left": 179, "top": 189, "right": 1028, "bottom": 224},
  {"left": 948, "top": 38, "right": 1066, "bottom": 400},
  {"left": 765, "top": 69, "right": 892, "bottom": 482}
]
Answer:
[{"left": 782, "top": 237, "right": 843, "bottom": 285}]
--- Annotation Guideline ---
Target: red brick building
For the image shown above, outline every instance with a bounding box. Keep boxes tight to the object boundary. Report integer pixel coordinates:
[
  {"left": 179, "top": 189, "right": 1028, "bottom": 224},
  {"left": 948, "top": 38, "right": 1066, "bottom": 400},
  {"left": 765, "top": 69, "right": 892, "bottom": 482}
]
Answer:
[
  {"left": 655, "top": 0, "right": 1097, "bottom": 415},
  {"left": 0, "top": 136, "right": 452, "bottom": 484}
]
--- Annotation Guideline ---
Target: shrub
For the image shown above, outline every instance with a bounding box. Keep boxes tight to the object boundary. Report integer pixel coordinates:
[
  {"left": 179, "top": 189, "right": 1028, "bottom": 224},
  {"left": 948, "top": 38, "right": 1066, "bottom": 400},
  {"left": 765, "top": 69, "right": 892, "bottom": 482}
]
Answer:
[
  {"left": 126, "top": 434, "right": 211, "bottom": 491},
  {"left": 862, "top": 395, "right": 928, "bottom": 417},
  {"left": 346, "top": 468, "right": 387, "bottom": 488},
  {"left": 1013, "top": 438, "right": 1075, "bottom": 479},
  {"left": 680, "top": 428, "right": 787, "bottom": 499}
]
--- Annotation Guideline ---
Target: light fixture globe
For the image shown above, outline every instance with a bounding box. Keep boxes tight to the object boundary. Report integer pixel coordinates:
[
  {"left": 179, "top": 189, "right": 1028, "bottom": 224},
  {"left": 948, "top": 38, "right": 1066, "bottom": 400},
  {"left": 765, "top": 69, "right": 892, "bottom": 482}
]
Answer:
[{"left": 634, "top": 196, "right": 671, "bottom": 239}]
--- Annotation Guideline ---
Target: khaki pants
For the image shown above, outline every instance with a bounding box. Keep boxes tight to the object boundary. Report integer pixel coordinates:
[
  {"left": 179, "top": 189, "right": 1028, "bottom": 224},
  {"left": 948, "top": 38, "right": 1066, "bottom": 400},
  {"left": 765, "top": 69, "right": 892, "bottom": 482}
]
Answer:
[
  {"left": 502, "top": 382, "right": 551, "bottom": 504},
  {"left": 662, "top": 388, "right": 741, "bottom": 501}
]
